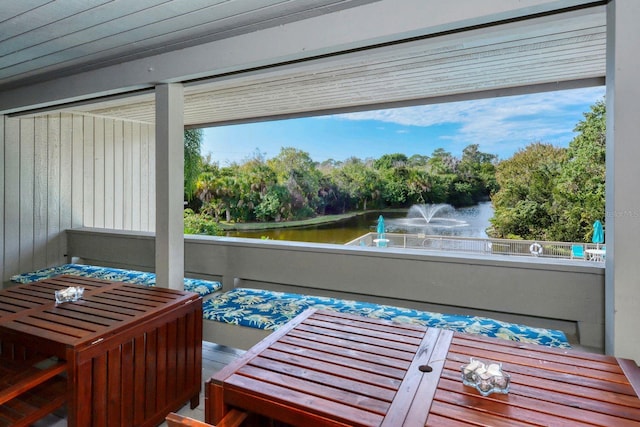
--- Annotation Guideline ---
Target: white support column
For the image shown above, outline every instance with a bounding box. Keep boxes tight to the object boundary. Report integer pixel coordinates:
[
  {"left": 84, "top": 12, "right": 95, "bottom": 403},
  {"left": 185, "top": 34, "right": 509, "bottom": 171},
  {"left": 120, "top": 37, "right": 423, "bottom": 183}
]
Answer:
[
  {"left": 155, "top": 84, "right": 184, "bottom": 290},
  {"left": 0, "top": 115, "right": 4, "bottom": 286},
  {"left": 605, "top": 0, "right": 640, "bottom": 362}
]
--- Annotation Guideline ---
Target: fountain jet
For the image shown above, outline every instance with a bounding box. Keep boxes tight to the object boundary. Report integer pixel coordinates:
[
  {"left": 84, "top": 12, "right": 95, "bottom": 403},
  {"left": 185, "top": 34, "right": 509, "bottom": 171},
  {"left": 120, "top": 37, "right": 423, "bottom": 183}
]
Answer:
[{"left": 407, "top": 204, "right": 454, "bottom": 223}]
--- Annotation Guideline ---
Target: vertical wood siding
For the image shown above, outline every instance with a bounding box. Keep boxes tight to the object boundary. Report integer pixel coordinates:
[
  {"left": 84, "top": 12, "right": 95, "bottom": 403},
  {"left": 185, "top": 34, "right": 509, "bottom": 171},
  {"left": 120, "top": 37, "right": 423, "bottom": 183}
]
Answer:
[
  {"left": 2, "top": 113, "right": 155, "bottom": 281},
  {"left": 0, "top": 116, "right": 4, "bottom": 283}
]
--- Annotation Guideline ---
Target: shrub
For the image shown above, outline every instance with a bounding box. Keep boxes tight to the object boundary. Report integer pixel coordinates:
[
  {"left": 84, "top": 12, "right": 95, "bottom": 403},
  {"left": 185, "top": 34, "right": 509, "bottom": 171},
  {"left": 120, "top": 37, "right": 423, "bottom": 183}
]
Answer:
[{"left": 184, "top": 209, "right": 223, "bottom": 236}]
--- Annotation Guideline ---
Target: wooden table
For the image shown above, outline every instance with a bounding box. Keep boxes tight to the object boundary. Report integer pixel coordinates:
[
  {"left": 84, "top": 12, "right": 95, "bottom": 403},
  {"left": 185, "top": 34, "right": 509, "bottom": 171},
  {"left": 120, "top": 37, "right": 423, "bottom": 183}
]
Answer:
[
  {"left": 207, "top": 309, "right": 640, "bottom": 427},
  {"left": 0, "top": 274, "right": 203, "bottom": 427}
]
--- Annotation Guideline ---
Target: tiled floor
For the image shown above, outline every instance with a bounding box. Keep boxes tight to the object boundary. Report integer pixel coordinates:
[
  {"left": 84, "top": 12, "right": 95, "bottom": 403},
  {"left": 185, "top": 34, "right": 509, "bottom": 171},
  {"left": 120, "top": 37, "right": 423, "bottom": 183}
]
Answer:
[{"left": 32, "top": 342, "right": 245, "bottom": 427}]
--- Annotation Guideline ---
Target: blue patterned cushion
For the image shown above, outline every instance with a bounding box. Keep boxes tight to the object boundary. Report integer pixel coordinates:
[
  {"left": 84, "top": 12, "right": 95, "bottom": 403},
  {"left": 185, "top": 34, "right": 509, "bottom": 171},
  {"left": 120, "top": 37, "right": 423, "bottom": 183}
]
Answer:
[
  {"left": 202, "top": 288, "right": 571, "bottom": 349},
  {"left": 10, "top": 264, "right": 221, "bottom": 297}
]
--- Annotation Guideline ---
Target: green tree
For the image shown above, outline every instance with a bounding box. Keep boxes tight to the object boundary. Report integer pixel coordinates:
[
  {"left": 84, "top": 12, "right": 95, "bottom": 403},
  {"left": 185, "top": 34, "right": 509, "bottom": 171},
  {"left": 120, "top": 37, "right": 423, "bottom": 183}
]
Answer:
[
  {"left": 195, "top": 167, "right": 239, "bottom": 222},
  {"left": 374, "top": 153, "right": 410, "bottom": 206},
  {"left": 268, "top": 147, "right": 322, "bottom": 219},
  {"left": 235, "top": 158, "right": 277, "bottom": 222},
  {"left": 551, "top": 99, "right": 606, "bottom": 241},
  {"left": 427, "top": 148, "right": 458, "bottom": 175},
  {"left": 489, "top": 143, "right": 567, "bottom": 239},
  {"left": 184, "top": 129, "right": 203, "bottom": 202},
  {"left": 456, "top": 144, "right": 498, "bottom": 204},
  {"left": 255, "top": 184, "right": 292, "bottom": 221}
]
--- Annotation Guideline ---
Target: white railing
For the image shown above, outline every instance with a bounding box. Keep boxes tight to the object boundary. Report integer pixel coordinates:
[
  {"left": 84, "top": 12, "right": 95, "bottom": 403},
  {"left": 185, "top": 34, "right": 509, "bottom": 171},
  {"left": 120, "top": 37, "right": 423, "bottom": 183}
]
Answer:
[{"left": 346, "top": 232, "right": 605, "bottom": 262}]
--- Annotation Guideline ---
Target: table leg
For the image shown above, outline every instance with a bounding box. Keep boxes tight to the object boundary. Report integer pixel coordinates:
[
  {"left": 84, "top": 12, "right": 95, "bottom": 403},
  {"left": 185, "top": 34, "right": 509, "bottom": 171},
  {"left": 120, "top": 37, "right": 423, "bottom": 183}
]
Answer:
[{"left": 205, "top": 380, "right": 228, "bottom": 424}]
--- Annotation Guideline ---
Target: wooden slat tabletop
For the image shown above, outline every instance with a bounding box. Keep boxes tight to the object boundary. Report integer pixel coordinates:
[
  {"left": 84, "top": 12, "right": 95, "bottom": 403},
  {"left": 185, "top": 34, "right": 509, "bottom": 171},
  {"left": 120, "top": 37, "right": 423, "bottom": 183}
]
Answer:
[
  {"left": 429, "top": 332, "right": 640, "bottom": 426},
  {"left": 0, "top": 275, "right": 198, "bottom": 349},
  {"left": 211, "top": 309, "right": 452, "bottom": 427},
  {"left": 211, "top": 309, "right": 640, "bottom": 427}
]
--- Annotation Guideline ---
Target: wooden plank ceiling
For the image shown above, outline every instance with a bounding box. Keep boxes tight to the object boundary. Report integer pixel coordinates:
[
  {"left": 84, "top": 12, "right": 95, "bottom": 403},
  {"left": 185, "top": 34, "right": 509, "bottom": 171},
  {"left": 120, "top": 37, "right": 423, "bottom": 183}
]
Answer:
[
  {"left": 74, "top": 6, "right": 606, "bottom": 127},
  {"left": 0, "top": 0, "right": 374, "bottom": 88},
  {"left": 1, "top": 2, "right": 605, "bottom": 126}
]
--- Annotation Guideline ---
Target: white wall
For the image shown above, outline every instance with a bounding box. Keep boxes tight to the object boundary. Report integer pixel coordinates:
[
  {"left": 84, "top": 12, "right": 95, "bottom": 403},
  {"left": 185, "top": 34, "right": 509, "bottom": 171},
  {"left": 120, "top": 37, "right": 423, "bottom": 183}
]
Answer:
[
  {"left": 1, "top": 113, "right": 155, "bottom": 282},
  {"left": 605, "top": 0, "right": 640, "bottom": 362}
]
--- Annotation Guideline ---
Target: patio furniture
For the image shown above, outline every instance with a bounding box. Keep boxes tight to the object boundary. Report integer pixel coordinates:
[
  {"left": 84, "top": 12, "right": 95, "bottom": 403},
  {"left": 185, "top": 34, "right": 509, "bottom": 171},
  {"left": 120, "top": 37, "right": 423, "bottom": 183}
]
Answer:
[
  {"left": 571, "top": 244, "right": 586, "bottom": 259},
  {"left": 207, "top": 309, "right": 640, "bottom": 426},
  {"left": 586, "top": 248, "right": 606, "bottom": 262},
  {"left": 0, "top": 275, "right": 203, "bottom": 427}
]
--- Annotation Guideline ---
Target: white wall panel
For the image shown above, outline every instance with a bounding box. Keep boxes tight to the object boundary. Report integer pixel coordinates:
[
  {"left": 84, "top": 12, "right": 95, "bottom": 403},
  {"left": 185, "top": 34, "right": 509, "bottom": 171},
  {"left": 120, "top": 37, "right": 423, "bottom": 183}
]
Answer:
[
  {"left": 82, "top": 116, "right": 94, "bottom": 228},
  {"left": 2, "top": 113, "right": 155, "bottom": 281},
  {"left": 123, "top": 121, "right": 132, "bottom": 230},
  {"left": 93, "top": 118, "right": 105, "bottom": 228},
  {"left": 33, "top": 117, "right": 48, "bottom": 268},
  {"left": 71, "top": 115, "right": 84, "bottom": 229},
  {"left": 19, "top": 119, "right": 34, "bottom": 273},
  {"left": 131, "top": 122, "right": 141, "bottom": 230},
  {"left": 140, "top": 125, "right": 150, "bottom": 230},
  {"left": 0, "top": 116, "right": 4, "bottom": 283},
  {"left": 4, "top": 118, "right": 20, "bottom": 281},
  {"left": 59, "top": 113, "right": 73, "bottom": 264},
  {"left": 46, "top": 115, "right": 61, "bottom": 267},
  {"left": 104, "top": 118, "right": 114, "bottom": 229},
  {"left": 114, "top": 121, "right": 124, "bottom": 229}
]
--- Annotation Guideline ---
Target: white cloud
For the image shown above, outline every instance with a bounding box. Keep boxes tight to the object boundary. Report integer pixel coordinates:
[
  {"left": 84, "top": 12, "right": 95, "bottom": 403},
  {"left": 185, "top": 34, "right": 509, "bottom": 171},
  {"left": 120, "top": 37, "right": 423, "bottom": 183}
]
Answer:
[{"left": 335, "top": 86, "right": 605, "bottom": 157}]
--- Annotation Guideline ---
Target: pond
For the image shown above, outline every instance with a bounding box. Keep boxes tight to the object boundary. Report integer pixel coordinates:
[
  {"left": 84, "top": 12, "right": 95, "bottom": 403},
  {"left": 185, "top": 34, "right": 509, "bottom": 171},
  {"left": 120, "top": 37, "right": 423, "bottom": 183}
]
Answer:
[{"left": 225, "top": 202, "right": 494, "bottom": 244}]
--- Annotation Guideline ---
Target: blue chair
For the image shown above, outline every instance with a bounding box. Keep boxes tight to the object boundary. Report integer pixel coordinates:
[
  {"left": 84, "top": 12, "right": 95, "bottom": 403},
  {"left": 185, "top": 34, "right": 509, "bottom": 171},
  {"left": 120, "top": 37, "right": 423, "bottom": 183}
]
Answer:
[{"left": 571, "top": 245, "right": 585, "bottom": 259}]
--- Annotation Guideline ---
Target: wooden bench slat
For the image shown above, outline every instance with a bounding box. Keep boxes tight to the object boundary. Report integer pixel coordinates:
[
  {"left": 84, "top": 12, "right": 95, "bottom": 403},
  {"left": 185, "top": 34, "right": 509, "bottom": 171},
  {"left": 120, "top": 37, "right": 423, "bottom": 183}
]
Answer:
[
  {"left": 271, "top": 340, "right": 410, "bottom": 379},
  {"left": 303, "top": 317, "right": 424, "bottom": 344},
  {"left": 245, "top": 356, "right": 397, "bottom": 402},
  {"left": 436, "top": 379, "right": 640, "bottom": 426},
  {"left": 90, "top": 292, "right": 163, "bottom": 307},
  {"left": 287, "top": 328, "right": 417, "bottom": 361},
  {"left": 451, "top": 337, "right": 623, "bottom": 373},
  {"left": 247, "top": 350, "right": 402, "bottom": 390},
  {"left": 225, "top": 375, "right": 384, "bottom": 427},
  {"left": 294, "top": 322, "right": 421, "bottom": 353},
  {"left": 449, "top": 340, "right": 624, "bottom": 374},
  {"left": 448, "top": 344, "right": 630, "bottom": 385},
  {"left": 429, "top": 398, "right": 543, "bottom": 427},
  {"left": 425, "top": 412, "right": 483, "bottom": 426},
  {"left": 452, "top": 332, "right": 615, "bottom": 363},
  {"left": 73, "top": 300, "right": 143, "bottom": 317},
  {"left": 440, "top": 364, "right": 640, "bottom": 410},
  {"left": 238, "top": 363, "right": 392, "bottom": 414},
  {"left": 311, "top": 311, "right": 427, "bottom": 337},
  {"left": 44, "top": 306, "right": 121, "bottom": 326},
  {"left": 448, "top": 352, "right": 636, "bottom": 397},
  {"left": 272, "top": 334, "right": 411, "bottom": 372},
  {"left": 28, "top": 311, "right": 107, "bottom": 332}
]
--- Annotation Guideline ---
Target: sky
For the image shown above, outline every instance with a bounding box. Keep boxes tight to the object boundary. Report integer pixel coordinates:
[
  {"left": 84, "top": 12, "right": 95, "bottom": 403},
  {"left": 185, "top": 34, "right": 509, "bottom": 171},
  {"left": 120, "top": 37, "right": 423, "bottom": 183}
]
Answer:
[{"left": 201, "top": 86, "right": 606, "bottom": 165}]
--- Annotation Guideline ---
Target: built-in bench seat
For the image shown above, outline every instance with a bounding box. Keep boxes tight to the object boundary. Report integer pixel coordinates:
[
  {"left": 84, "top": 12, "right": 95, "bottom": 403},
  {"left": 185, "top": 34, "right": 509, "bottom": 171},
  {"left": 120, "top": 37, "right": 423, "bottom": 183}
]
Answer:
[
  {"left": 202, "top": 287, "right": 571, "bottom": 349},
  {"left": 9, "top": 263, "right": 222, "bottom": 297},
  {"left": 9, "top": 265, "right": 571, "bottom": 349}
]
